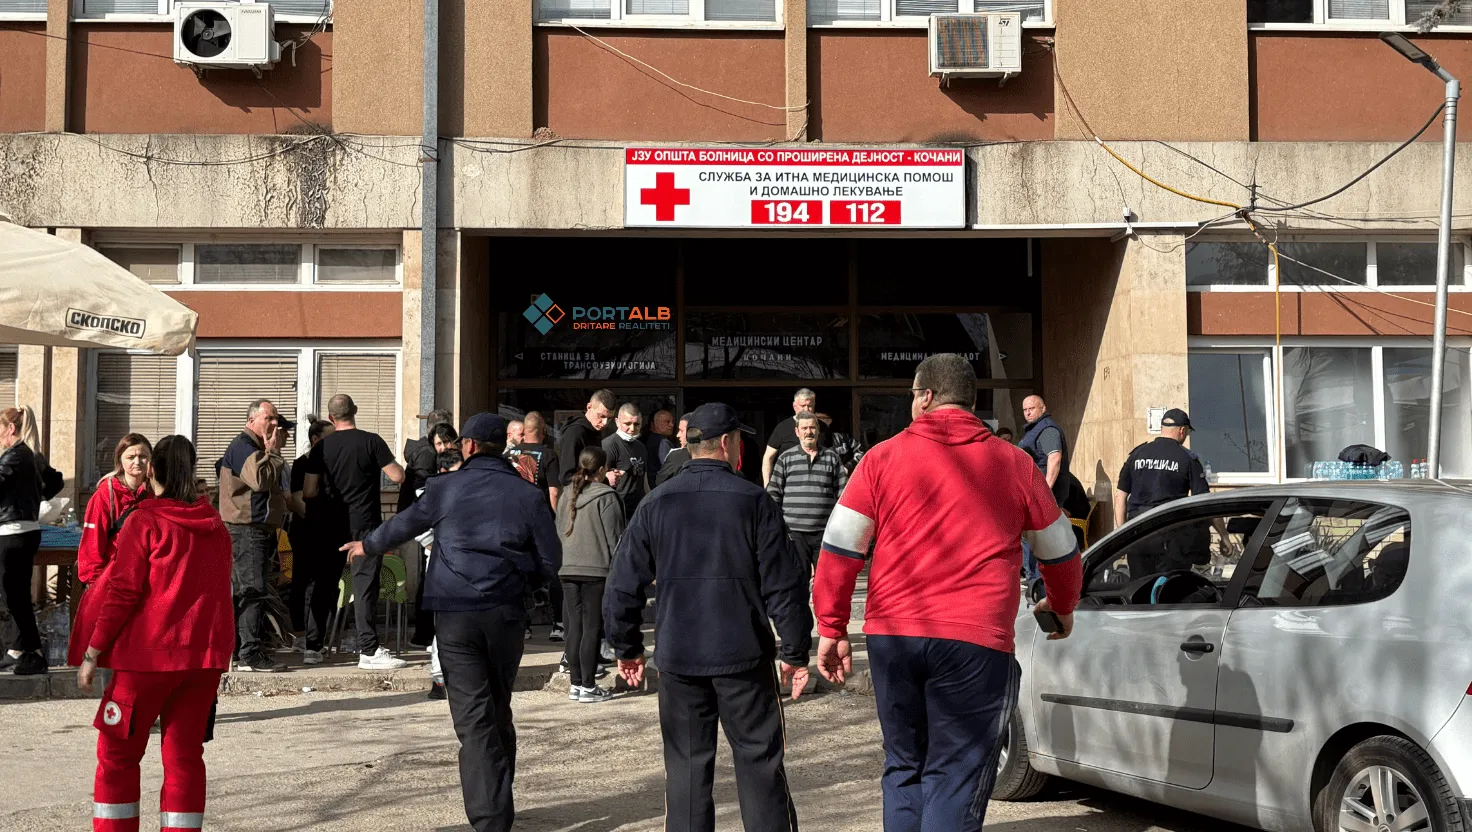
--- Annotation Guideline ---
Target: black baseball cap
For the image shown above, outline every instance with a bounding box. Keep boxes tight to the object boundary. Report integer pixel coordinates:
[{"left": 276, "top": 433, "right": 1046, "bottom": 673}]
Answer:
[
  {"left": 461, "top": 412, "right": 508, "bottom": 444},
  {"left": 273, "top": 413, "right": 297, "bottom": 431},
  {"left": 1161, "top": 408, "right": 1192, "bottom": 429},
  {"left": 684, "top": 403, "right": 755, "bottom": 443}
]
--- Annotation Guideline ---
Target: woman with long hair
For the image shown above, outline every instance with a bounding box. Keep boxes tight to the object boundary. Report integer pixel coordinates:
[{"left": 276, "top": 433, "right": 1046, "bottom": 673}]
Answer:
[
  {"left": 0, "top": 406, "right": 58, "bottom": 675},
  {"left": 76, "top": 434, "right": 153, "bottom": 586},
  {"left": 72, "top": 435, "right": 235, "bottom": 831},
  {"left": 554, "top": 446, "right": 624, "bottom": 703}
]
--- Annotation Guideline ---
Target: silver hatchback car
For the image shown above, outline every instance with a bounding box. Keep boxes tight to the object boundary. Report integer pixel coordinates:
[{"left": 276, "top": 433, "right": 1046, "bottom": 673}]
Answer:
[{"left": 999, "top": 481, "right": 1472, "bottom": 832}]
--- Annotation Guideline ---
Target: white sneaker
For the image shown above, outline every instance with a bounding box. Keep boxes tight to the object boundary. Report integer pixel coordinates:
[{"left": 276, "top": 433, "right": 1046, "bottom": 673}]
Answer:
[
  {"left": 358, "top": 647, "right": 409, "bottom": 670},
  {"left": 302, "top": 649, "right": 324, "bottom": 665},
  {"left": 568, "top": 685, "right": 585, "bottom": 701}
]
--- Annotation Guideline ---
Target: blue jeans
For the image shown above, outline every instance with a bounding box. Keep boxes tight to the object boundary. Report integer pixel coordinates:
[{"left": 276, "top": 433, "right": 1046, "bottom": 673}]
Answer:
[
  {"left": 868, "top": 635, "right": 1021, "bottom": 832},
  {"left": 1021, "top": 538, "right": 1041, "bottom": 584}
]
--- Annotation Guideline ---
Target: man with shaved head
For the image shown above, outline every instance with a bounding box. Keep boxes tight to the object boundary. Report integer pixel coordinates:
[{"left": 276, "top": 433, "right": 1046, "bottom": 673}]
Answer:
[{"left": 1019, "top": 395, "right": 1072, "bottom": 586}]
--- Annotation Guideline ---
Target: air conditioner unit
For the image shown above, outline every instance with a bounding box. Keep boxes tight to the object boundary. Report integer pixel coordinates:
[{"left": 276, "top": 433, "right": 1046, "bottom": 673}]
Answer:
[
  {"left": 928, "top": 12, "right": 1023, "bottom": 83},
  {"left": 174, "top": 1, "right": 280, "bottom": 76}
]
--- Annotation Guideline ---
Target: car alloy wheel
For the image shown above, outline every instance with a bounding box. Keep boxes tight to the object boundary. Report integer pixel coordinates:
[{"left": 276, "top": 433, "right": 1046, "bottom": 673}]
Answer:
[{"left": 1340, "top": 765, "right": 1431, "bottom": 832}]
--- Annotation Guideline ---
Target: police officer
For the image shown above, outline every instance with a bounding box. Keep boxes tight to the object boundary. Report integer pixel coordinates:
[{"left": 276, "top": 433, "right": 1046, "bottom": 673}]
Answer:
[
  {"left": 1114, "top": 408, "right": 1210, "bottom": 576},
  {"left": 605, "top": 402, "right": 813, "bottom": 832},
  {"left": 343, "top": 412, "right": 560, "bottom": 832}
]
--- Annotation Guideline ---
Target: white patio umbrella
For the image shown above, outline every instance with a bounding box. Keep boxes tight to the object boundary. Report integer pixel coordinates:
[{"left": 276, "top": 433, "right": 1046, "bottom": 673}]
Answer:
[{"left": 0, "top": 218, "right": 197, "bottom": 355}]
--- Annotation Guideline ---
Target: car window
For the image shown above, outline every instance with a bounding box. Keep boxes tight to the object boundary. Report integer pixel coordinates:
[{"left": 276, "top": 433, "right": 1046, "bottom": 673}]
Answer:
[
  {"left": 1241, "top": 498, "right": 1411, "bottom": 608},
  {"left": 1081, "top": 503, "right": 1272, "bottom": 607}
]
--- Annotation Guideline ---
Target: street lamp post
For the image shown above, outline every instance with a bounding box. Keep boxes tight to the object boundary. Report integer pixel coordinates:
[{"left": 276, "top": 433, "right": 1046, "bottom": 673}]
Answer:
[{"left": 1381, "top": 33, "right": 1460, "bottom": 477}]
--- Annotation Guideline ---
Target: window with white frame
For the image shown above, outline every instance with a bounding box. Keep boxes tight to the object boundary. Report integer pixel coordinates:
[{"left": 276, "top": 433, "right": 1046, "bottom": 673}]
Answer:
[
  {"left": 194, "top": 352, "right": 299, "bottom": 484},
  {"left": 92, "top": 352, "right": 178, "bottom": 482},
  {"left": 94, "top": 240, "right": 401, "bottom": 287},
  {"left": 1249, "top": 0, "right": 1472, "bottom": 27},
  {"left": 809, "top": 0, "right": 1048, "bottom": 25},
  {"left": 316, "top": 353, "right": 398, "bottom": 447},
  {"left": 1189, "top": 350, "right": 1274, "bottom": 476},
  {"left": 536, "top": 0, "right": 780, "bottom": 23},
  {"left": 99, "top": 246, "right": 182, "bottom": 286},
  {"left": 74, "top": 0, "right": 330, "bottom": 22},
  {"left": 1187, "top": 239, "right": 1470, "bottom": 290},
  {"left": 0, "top": 0, "right": 46, "bottom": 19},
  {"left": 315, "top": 247, "right": 398, "bottom": 284},
  {"left": 1189, "top": 342, "right": 1472, "bottom": 480},
  {"left": 195, "top": 244, "right": 301, "bottom": 285},
  {"left": 0, "top": 348, "right": 16, "bottom": 409}
]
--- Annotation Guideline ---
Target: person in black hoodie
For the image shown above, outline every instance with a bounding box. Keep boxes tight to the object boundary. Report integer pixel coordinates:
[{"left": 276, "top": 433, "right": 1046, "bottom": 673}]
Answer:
[
  {"left": 605, "top": 402, "right": 812, "bottom": 832},
  {"left": 0, "top": 406, "right": 63, "bottom": 676},
  {"left": 402, "top": 410, "right": 454, "bottom": 646},
  {"left": 556, "top": 389, "right": 616, "bottom": 487}
]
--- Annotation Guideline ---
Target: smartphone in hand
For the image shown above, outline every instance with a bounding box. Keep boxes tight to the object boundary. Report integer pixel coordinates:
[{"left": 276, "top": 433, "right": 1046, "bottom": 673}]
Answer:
[{"left": 1033, "top": 608, "right": 1065, "bottom": 634}]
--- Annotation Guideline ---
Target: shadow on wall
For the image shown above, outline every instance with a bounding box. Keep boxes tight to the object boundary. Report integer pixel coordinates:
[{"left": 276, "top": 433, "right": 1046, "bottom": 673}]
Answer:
[
  {"left": 68, "top": 24, "right": 329, "bottom": 133},
  {"left": 1041, "top": 239, "right": 1127, "bottom": 536}
]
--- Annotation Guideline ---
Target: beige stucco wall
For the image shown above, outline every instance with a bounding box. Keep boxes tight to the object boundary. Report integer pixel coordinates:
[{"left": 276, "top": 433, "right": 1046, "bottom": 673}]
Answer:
[
  {"left": 44, "top": 0, "right": 68, "bottom": 132},
  {"left": 1042, "top": 235, "right": 1189, "bottom": 535},
  {"left": 785, "top": 0, "right": 808, "bottom": 141},
  {"left": 5, "top": 135, "right": 1467, "bottom": 233},
  {"left": 400, "top": 228, "right": 423, "bottom": 460},
  {"left": 332, "top": 0, "right": 422, "bottom": 136},
  {"left": 1053, "top": 0, "right": 1249, "bottom": 141},
  {"left": 441, "top": 0, "right": 532, "bottom": 138}
]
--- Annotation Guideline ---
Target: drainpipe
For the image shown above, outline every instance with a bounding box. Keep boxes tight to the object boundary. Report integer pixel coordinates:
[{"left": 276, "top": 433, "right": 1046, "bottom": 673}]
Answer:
[{"left": 419, "top": 0, "right": 439, "bottom": 425}]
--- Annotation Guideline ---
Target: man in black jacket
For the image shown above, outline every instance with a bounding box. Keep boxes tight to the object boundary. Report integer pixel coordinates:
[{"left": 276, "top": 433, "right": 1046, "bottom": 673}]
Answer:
[
  {"left": 345, "top": 412, "right": 560, "bottom": 832},
  {"left": 601, "top": 403, "right": 649, "bottom": 518},
  {"left": 605, "top": 402, "right": 812, "bottom": 832},
  {"left": 653, "top": 412, "right": 692, "bottom": 487},
  {"left": 556, "top": 388, "right": 616, "bottom": 487},
  {"left": 402, "top": 409, "right": 453, "bottom": 645}
]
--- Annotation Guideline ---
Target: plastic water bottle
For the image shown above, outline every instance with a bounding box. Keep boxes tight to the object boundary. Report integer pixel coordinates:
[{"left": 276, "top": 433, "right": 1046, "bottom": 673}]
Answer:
[
  {"left": 1202, "top": 461, "right": 1214, "bottom": 483},
  {"left": 43, "top": 604, "right": 69, "bottom": 666},
  {"left": 63, "top": 506, "right": 77, "bottom": 528}
]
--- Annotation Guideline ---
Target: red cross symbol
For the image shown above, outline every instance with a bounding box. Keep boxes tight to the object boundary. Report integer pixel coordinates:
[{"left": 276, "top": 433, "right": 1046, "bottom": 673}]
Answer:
[{"left": 640, "top": 172, "right": 690, "bottom": 222}]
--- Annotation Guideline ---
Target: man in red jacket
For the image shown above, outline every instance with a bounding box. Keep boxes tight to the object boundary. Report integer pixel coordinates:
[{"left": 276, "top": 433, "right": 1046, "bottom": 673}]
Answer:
[{"left": 813, "top": 354, "right": 1084, "bottom": 832}]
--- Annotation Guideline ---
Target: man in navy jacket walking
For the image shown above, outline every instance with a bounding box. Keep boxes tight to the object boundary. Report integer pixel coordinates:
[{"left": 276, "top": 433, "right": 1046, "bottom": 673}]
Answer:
[
  {"left": 605, "top": 402, "right": 813, "bottom": 832},
  {"left": 344, "top": 412, "right": 560, "bottom": 832}
]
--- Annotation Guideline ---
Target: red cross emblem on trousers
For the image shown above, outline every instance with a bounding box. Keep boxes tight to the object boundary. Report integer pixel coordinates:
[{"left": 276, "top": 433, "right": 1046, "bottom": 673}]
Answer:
[{"left": 640, "top": 172, "right": 690, "bottom": 222}]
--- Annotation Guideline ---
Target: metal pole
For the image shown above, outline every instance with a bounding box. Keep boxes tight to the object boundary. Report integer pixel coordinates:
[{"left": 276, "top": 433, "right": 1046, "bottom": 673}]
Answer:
[
  {"left": 419, "top": 0, "right": 439, "bottom": 426},
  {"left": 1428, "top": 72, "right": 1459, "bottom": 477}
]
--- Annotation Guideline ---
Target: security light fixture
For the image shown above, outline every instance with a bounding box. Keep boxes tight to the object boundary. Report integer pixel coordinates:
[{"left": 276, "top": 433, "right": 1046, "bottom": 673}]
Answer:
[{"left": 1381, "top": 32, "right": 1439, "bottom": 72}]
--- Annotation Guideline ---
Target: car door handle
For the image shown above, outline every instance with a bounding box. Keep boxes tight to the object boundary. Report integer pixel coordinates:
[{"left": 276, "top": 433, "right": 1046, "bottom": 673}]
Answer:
[{"left": 1180, "top": 642, "right": 1215, "bottom": 655}]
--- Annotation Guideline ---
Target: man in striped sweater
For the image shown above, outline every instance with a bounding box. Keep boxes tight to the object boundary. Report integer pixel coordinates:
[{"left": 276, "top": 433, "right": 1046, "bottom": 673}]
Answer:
[{"left": 765, "top": 411, "right": 848, "bottom": 581}]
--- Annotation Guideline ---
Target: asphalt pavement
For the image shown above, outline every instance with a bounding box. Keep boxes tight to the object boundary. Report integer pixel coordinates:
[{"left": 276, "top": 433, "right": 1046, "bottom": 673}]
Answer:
[{"left": 0, "top": 686, "right": 1251, "bottom": 832}]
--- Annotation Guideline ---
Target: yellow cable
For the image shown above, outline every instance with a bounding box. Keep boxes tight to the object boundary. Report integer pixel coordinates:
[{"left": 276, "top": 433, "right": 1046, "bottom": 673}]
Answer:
[{"left": 1093, "top": 138, "right": 1244, "bottom": 211}]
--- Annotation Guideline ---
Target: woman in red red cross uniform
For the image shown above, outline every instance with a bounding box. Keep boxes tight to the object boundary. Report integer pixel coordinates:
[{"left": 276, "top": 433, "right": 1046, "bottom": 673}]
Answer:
[{"left": 72, "top": 435, "right": 235, "bottom": 832}]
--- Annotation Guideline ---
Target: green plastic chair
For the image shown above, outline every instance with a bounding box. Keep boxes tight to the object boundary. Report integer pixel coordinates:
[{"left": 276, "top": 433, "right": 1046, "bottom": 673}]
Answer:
[{"left": 329, "top": 555, "right": 411, "bottom": 656}]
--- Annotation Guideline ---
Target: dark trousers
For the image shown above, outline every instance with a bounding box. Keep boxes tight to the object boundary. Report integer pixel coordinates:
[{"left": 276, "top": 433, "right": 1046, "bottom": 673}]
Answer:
[
  {"left": 299, "top": 538, "right": 347, "bottom": 653},
  {"left": 868, "top": 635, "right": 1020, "bottom": 832},
  {"left": 286, "top": 527, "right": 310, "bottom": 633},
  {"left": 436, "top": 607, "right": 526, "bottom": 832},
  {"left": 659, "top": 664, "right": 799, "bottom": 832},
  {"left": 228, "top": 523, "right": 278, "bottom": 661},
  {"left": 789, "top": 529, "right": 825, "bottom": 582},
  {"left": 560, "top": 578, "right": 604, "bottom": 688},
  {"left": 0, "top": 531, "right": 42, "bottom": 652},
  {"left": 348, "top": 525, "right": 383, "bottom": 654}
]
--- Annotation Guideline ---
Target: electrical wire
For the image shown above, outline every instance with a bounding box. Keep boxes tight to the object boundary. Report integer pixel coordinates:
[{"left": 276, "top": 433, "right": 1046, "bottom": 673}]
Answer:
[
  {"left": 1253, "top": 102, "right": 1448, "bottom": 213},
  {"left": 567, "top": 24, "right": 807, "bottom": 113}
]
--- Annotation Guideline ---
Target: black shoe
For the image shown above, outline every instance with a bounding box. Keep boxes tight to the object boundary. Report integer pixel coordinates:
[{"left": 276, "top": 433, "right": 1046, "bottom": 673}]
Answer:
[
  {"left": 0, "top": 652, "right": 18, "bottom": 671},
  {"left": 427, "top": 681, "right": 447, "bottom": 701},
  {"left": 594, "top": 665, "right": 609, "bottom": 681},
  {"left": 236, "top": 655, "right": 288, "bottom": 673},
  {"left": 13, "top": 652, "right": 48, "bottom": 676}
]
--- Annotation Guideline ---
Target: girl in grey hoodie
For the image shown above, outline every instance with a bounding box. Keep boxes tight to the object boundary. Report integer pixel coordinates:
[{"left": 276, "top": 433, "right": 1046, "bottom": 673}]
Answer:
[{"left": 555, "top": 447, "right": 625, "bottom": 702}]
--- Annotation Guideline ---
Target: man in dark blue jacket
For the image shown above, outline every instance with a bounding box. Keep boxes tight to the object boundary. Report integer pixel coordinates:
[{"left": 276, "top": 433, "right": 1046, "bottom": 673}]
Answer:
[
  {"left": 344, "top": 412, "right": 560, "bottom": 832},
  {"left": 605, "top": 402, "right": 813, "bottom": 832}
]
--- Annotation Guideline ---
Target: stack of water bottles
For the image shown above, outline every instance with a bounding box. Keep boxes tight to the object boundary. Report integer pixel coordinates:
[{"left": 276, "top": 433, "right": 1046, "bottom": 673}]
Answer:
[{"left": 1310, "top": 460, "right": 1406, "bottom": 480}]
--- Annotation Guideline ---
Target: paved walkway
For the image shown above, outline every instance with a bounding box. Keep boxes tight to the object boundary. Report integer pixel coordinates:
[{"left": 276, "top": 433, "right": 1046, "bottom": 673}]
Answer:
[{"left": 0, "top": 687, "right": 1246, "bottom": 832}]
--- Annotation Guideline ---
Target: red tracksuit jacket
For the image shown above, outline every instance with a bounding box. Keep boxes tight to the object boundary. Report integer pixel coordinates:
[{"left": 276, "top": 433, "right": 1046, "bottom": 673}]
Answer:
[
  {"left": 814, "top": 408, "right": 1083, "bottom": 654},
  {"left": 69, "top": 496, "right": 235, "bottom": 671},
  {"left": 77, "top": 476, "right": 150, "bottom": 586}
]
